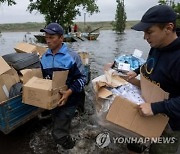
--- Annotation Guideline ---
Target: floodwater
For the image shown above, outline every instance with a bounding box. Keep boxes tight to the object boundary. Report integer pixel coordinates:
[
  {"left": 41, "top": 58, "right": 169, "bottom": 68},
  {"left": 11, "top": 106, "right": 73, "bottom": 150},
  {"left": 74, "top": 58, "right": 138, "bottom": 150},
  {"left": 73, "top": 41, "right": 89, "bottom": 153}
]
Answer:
[{"left": 0, "top": 30, "right": 150, "bottom": 154}]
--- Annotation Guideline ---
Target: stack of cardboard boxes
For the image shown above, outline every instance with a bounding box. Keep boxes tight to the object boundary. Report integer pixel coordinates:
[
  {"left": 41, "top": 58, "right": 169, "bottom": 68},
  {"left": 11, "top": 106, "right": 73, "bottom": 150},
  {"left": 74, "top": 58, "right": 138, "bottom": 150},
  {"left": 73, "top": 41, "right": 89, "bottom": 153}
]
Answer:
[
  {"left": 0, "top": 57, "right": 20, "bottom": 103},
  {"left": 1, "top": 43, "right": 91, "bottom": 110},
  {"left": 16, "top": 43, "right": 69, "bottom": 110},
  {"left": 0, "top": 42, "right": 68, "bottom": 110}
]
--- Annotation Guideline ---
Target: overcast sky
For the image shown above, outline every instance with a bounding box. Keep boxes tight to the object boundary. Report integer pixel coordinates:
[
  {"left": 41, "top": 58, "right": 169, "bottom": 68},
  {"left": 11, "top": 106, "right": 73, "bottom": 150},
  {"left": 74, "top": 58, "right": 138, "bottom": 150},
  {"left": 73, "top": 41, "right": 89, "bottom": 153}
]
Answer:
[{"left": 0, "top": 0, "right": 169, "bottom": 24}]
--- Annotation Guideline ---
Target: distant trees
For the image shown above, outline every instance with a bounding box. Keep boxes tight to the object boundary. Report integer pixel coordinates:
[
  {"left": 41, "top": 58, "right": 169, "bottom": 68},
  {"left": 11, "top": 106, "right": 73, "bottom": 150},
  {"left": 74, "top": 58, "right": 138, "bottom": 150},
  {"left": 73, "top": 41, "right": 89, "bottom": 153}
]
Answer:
[
  {"left": 28, "top": 0, "right": 99, "bottom": 28},
  {"left": 158, "top": 0, "right": 180, "bottom": 27},
  {"left": 113, "top": 0, "right": 126, "bottom": 33},
  {"left": 0, "top": 0, "right": 15, "bottom": 5}
]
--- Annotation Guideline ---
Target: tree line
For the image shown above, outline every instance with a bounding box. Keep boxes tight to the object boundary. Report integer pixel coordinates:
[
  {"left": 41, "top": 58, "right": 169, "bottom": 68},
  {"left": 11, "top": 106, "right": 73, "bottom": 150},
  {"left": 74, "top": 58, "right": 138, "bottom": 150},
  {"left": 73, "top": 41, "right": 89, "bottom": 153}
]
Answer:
[{"left": 1, "top": 0, "right": 180, "bottom": 33}]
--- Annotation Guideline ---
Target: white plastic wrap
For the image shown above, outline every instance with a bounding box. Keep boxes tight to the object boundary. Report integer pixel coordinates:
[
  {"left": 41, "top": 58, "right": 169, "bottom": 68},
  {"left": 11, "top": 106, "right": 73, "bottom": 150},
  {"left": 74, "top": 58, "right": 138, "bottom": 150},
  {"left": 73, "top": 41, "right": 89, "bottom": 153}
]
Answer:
[{"left": 111, "top": 83, "right": 145, "bottom": 105}]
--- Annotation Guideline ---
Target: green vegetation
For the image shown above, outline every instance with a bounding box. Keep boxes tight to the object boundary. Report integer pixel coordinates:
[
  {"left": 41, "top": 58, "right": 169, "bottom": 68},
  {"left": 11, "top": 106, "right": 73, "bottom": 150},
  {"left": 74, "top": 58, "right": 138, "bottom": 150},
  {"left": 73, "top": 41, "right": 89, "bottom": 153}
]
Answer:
[
  {"left": 0, "top": 22, "right": 45, "bottom": 32},
  {"left": 77, "top": 21, "right": 114, "bottom": 32},
  {"left": 113, "top": 0, "right": 126, "bottom": 33},
  {"left": 0, "top": 21, "right": 139, "bottom": 32},
  {"left": 0, "top": 0, "right": 15, "bottom": 5},
  {"left": 125, "top": 21, "right": 139, "bottom": 29},
  {"left": 0, "top": 21, "right": 138, "bottom": 32},
  {"left": 1, "top": 0, "right": 99, "bottom": 30},
  {"left": 28, "top": 0, "right": 99, "bottom": 28}
]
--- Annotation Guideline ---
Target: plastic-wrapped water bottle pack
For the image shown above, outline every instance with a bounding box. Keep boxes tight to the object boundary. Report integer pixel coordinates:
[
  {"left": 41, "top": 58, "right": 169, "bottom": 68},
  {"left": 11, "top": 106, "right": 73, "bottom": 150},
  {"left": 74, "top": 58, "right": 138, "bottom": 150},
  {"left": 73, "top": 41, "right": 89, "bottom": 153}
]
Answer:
[
  {"left": 113, "top": 49, "right": 145, "bottom": 72},
  {"left": 114, "top": 55, "right": 145, "bottom": 71}
]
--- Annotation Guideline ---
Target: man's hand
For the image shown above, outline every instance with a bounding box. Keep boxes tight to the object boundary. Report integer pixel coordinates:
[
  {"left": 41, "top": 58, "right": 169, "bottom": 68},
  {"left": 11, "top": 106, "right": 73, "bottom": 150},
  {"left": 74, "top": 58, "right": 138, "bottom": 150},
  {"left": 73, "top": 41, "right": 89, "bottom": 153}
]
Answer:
[
  {"left": 126, "top": 70, "right": 137, "bottom": 80},
  {"left": 138, "top": 103, "right": 154, "bottom": 116},
  {"left": 58, "top": 89, "right": 72, "bottom": 107}
]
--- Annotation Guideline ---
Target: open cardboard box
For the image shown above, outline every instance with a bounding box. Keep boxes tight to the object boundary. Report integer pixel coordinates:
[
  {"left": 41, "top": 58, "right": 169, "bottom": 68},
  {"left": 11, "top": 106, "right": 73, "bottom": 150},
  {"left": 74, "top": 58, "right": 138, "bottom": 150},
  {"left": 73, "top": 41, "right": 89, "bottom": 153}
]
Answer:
[
  {"left": 92, "top": 70, "right": 128, "bottom": 99},
  {"left": 20, "top": 68, "right": 43, "bottom": 84},
  {"left": 14, "top": 42, "right": 47, "bottom": 57},
  {"left": 0, "top": 57, "right": 20, "bottom": 103},
  {"left": 92, "top": 69, "right": 169, "bottom": 138},
  {"left": 23, "top": 70, "right": 68, "bottom": 110}
]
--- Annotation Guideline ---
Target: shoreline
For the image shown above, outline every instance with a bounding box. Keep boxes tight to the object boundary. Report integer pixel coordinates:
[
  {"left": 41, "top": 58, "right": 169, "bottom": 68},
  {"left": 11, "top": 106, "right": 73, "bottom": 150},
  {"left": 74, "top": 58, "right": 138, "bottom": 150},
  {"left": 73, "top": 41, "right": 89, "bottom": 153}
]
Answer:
[{"left": 0, "top": 21, "right": 138, "bottom": 32}]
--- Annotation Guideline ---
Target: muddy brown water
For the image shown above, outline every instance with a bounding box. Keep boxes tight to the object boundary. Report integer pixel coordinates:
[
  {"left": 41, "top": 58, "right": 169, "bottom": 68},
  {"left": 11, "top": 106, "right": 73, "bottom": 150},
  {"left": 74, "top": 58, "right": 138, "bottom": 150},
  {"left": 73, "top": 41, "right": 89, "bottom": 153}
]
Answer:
[{"left": 0, "top": 30, "right": 150, "bottom": 154}]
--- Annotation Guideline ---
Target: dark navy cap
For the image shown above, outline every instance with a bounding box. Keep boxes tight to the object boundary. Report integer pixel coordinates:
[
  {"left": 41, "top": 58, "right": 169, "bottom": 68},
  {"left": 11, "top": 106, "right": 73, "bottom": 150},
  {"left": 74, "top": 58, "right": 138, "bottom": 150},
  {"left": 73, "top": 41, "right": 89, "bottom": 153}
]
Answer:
[
  {"left": 131, "top": 5, "right": 177, "bottom": 31},
  {"left": 40, "top": 23, "right": 64, "bottom": 35}
]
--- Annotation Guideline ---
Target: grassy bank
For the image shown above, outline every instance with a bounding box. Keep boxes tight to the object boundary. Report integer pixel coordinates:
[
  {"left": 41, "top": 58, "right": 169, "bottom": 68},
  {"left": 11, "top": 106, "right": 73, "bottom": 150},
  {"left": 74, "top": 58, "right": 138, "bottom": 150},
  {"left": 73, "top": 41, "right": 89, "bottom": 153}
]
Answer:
[
  {"left": 0, "top": 22, "right": 45, "bottom": 32},
  {"left": 0, "top": 21, "right": 139, "bottom": 32}
]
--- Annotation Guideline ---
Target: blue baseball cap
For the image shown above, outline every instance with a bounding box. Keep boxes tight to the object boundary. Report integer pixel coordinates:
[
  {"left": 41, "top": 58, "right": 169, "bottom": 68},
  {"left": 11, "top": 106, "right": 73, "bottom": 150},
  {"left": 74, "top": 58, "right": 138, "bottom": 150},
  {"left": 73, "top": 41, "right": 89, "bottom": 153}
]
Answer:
[
  {"left": 40, "top": 23, "right": 64, "bottom": 35},
  {"left": 131, "top": 5, "right": 177, "bottom": 31}
]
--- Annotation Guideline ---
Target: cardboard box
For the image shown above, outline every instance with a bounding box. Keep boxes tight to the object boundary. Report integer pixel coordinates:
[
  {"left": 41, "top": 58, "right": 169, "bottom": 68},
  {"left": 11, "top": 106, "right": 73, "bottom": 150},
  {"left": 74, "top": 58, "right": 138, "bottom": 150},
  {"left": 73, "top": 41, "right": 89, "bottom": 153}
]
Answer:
[
  {"left": 0, "top": 56, "right": 11, "bottom": 75},
  {"left": 14, "top": 42, "right": 37, "bottom": 53},
  {"left": 92, "top": 70, "right": 129, "bottom": 111},
  {"left": 106, "top": 74, "right": 169, "bottom": 137},
  {"left": 35, "top": 45, "right": 47, "bottom": 57},
  {"left": 0, "top": 70, "right": 20, "bottom": 102},
  {"left": 14, "top": 42, "right": 47, "bottom": 57},
  {"left": 106, "top": 96, "right": 169, "bottom": 138},
  {"left": 0, "top": 56, "right": 20, "bottom": 103},
  {"left": 92, "top": 69, "right": 169, "bottom": 137},
  {"left": 92, "top": 69, "right": 128, "bottom": 99},
  {"left": 20, "top": 68, "right": 43, "bottom": 84},
  {"left": 23, "top": 71, "right": 68, "bottom": 110}
]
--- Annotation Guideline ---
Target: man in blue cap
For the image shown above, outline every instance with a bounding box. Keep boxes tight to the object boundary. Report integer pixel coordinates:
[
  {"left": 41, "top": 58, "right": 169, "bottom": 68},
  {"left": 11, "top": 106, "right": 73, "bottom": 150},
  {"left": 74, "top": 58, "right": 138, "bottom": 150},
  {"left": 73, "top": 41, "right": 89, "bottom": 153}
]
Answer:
[
  {"left": 40, "top": 23, "right": 87, "bottom": 149},
  {"left": 126, "top": 4, "right": 180, "bottom": 153}
]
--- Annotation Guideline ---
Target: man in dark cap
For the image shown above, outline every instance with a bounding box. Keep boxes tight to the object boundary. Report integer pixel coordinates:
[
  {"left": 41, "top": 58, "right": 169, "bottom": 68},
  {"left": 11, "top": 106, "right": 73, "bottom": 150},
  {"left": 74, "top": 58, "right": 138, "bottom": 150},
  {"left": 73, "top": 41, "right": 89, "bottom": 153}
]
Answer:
[
  {"left": 40, "top": 23, "right": 87, "bottom": 149},
  {"left": 127, "top": 5, "right": 180, "bottom": 153}
]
